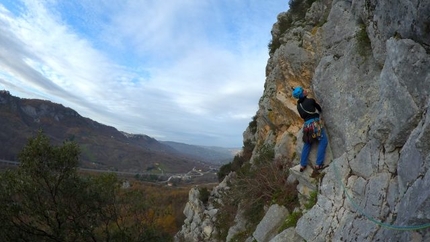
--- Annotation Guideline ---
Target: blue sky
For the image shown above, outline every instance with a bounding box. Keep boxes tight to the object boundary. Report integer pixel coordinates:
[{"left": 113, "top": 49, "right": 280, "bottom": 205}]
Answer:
[{"left": 0, "top": 0, "right": 287, "bottom": 148}]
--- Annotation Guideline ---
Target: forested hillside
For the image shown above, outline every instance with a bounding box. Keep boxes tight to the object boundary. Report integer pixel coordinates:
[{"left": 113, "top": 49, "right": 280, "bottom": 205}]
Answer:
[{"left": 0, "top": 132, "right": 202, "bottom": 241}]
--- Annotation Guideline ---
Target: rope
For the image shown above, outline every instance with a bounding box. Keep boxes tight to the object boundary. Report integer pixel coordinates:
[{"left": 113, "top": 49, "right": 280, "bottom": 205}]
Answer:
[{"left": 332, "top": 160, "right": 430, "bottom": 231}]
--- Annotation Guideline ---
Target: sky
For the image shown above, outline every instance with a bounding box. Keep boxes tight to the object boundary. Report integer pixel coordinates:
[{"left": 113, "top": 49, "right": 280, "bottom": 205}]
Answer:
[{"left": 0, "top": 0, "right": 287, "bottom": 148}]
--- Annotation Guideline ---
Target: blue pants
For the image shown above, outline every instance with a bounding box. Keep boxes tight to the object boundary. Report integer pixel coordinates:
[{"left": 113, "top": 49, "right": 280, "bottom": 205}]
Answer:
[{"left": 300, "top": 128, "right": 328, "bottom": 167}]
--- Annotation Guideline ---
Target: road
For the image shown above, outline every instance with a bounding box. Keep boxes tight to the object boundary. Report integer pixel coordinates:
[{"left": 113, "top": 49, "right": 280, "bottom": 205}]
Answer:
[{"left": 0, "top": 159, "right": 218, "bottom": 184}]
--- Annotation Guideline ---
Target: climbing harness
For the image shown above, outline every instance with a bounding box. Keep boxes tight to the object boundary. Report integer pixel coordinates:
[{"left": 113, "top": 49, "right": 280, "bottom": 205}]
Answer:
[
  {"left": 332, "top": 160, "right": 430, "bottom": 230},
  {"left": 303, "top": 118, "right": 323, "bottom": 143}
]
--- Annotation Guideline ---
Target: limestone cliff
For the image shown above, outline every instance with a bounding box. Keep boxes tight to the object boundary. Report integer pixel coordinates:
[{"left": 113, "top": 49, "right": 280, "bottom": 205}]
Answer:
[{"left": 176, "top": 0, "right": 430, "bottom": 241}]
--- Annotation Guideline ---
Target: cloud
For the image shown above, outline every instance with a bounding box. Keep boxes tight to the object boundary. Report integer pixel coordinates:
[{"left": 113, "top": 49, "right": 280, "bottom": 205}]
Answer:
[{"left": 0, "top": 0, "right": 286, "bottom": 147}]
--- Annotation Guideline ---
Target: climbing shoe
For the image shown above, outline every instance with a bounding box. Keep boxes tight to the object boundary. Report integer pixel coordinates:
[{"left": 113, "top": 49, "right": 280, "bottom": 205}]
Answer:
[
  {"left": 300, "top": 166, "right": 307, "bottom": 172},
  {"left": 315, "top": 164, "right": 325, "bottom": 170}
]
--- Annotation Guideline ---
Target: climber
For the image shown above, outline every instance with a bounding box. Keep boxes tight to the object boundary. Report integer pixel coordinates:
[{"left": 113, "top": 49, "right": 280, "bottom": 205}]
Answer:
[{"left": 292, "top": 86, "right": 328, "bottom": 172}]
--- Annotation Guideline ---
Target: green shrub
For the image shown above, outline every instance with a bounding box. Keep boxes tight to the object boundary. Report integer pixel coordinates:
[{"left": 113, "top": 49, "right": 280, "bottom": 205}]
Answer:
[
  {"left": 230, "top": 230, "right": 252, "bottom": 242},
  {"left": 279, "top": 211, "right": 303, "bottom": 232},
  {"left": 253, "top": 144, "right": 275, "bottom": 165},
  {"left": 217, "top": 138, "right": 255, "bottom": 182},
  {"left": 242, "top": 139, "right": 255, "bottom": 160},
  {"left": 278, "top": 14, "right": 293, "bottom": 34},
  {"left": 243, "top": 199, "right": 265, "bottom": 228},
  {"left": 217, "top": 162, "right": 232, "bottom": 182},
  {"left": 356, "top": 23, "right": 371, "bottom": 57},
  {"left": 304, "top": 190, "right": 318, "bottom": 209},
  {"left": 198, "top": 187, "right": 211, "bottom": 204},
  {"left": 249, "top": 115, "right": 258, "bottom": 134},
  {"left": 217, "top": 148, "right": 251, "bottom": 182},
  {"left": 269, "top": 0, "right": 317, "bottom": 54},
  {"left": 289, "top": 0, "right": 315, "bottom": 19},
  {"left": 268, "top": 14, "right": 293, "bottom": 55}
]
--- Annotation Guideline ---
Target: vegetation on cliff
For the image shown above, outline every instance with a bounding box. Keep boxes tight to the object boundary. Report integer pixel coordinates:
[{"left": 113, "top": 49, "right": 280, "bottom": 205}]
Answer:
[
  {"left": 215, "top": 143, "right": 299, "bottom": 240},
  {"left": 268, "top": 0, "right": 319, "bottom": 54}
]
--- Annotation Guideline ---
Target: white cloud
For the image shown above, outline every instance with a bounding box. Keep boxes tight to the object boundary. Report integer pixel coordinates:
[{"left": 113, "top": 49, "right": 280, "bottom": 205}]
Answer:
[{"left": 0, "top": 0, "right": 287, "bottom": 147}]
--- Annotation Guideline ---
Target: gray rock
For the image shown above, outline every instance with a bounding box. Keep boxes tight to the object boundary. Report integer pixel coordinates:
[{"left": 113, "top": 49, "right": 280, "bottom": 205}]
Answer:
[
  {"left": 270, "top": 227, "right": 304, "bottom": 242},
  {"left": 295, "top": 201, "right": 332, "bottom": 242},
  {"left": 252, "top": 204, "right": 290, "bottom": 242}
]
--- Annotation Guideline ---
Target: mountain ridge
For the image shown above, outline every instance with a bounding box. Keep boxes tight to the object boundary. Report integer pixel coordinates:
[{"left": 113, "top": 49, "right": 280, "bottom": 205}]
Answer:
[{"left": 0, "top": 90, "right": 233, "bottom": 173}]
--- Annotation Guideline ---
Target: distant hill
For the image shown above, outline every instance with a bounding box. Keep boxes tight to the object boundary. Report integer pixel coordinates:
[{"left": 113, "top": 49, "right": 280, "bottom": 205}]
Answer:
[
  {"left": 161, "top": 141, "right": 240, "bottom": 166},
  {"left": 0, "top": 90, "right": 210, "bottom": 173}
]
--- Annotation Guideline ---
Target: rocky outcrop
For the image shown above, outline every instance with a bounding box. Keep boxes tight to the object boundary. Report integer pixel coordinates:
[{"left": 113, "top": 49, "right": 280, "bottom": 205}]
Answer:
[
  {"left": 175, "top": 173, "right": 235, "bottom": 242},
  {"left": 177, "top": 0, "right": 430, "bottom": 241}
]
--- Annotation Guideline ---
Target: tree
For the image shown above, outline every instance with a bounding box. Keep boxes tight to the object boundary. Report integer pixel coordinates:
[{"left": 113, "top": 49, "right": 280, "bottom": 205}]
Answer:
[
  {"left": 0, "top": 132, "right": 117, "bottom": 241},
  {"left": 0, "top": 132, "right": 175, "bottom": 241}
]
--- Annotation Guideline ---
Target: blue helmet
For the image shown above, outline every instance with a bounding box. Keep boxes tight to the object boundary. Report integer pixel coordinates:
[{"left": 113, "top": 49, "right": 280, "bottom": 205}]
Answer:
[{"left": 292, "top": 86, "right": 304, "bottom": 99}]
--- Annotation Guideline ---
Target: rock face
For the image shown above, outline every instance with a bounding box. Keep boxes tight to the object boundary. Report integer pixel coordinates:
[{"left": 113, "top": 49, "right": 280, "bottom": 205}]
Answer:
[{"left": 176, "top": 0, "right": 430, "bottom": 241}]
